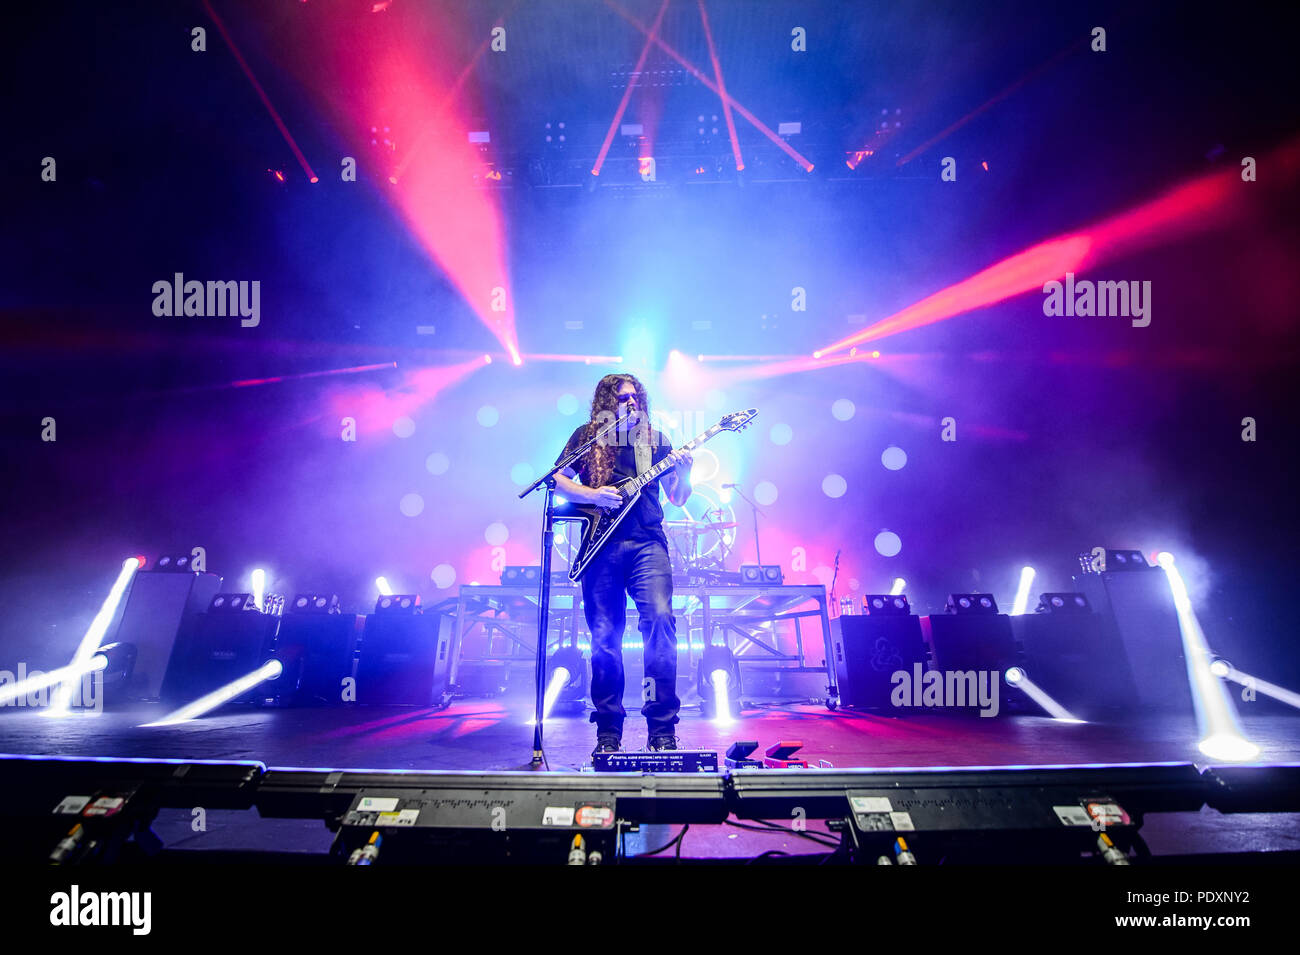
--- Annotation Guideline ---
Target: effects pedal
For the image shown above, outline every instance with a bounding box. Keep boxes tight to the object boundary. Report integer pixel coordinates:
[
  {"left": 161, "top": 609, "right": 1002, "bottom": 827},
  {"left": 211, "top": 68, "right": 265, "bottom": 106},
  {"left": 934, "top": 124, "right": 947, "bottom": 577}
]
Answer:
[
  {"left": 591, "top": 750, "right": 719, "bottom": 773},
  {"left": 763, "top": 740, "right": 808, "bottom": 769},
  {"left": 724, "top": 741, "right": 764, "bottom": 769}
]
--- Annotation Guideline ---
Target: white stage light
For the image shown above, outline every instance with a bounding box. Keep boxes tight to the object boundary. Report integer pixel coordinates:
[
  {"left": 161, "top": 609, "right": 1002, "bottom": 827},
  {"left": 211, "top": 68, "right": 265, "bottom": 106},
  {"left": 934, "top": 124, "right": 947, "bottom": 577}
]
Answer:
[
  {"left": 1010, "top": 566, "right": 1036, "bottom": 616},
  {"left": 141, "top": 660, "right": 283, "bottom": 727},
  {"left": 49, "top": 557, "right": 142, "bottom": 715}
]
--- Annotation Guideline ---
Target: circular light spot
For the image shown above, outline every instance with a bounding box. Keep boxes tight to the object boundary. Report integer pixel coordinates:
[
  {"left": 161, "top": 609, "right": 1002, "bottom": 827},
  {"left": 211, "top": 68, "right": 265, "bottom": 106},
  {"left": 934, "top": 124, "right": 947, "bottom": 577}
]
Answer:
[
  {"left": 399, "top": 493, "right": 425, "bottom": 517},
  {"left": 848, "top": 578, "right": 861, "bottom": 591},
  {"left": 754, "top": 481, "right": 778, "bottom": 506},
  {"left": 392, "top": 416, "right": 415, "bottom": 438},
  {"left": 822, "top": 474, "right": 847, "bottom": 498},
  {"left": 477, "top": 405, "right": 500, "bottom": 427},
  {"left": 874, "top": 530, "right": 902, "bottom": 557},
  {"left": 705, "top": 389, "right": 727, "bottom": 411},
  {"left": 484, "top": 522, "right": 509, "bottom": 546},
  {"left": 689, "top": 447, "right": 719, "bottom": 484},
  {"left": 431, "top": 564, "right": 456, "bottom": 589},
  {"left": 831, "top": 399, "right": 855, "bottom": 421},
  {"left": 426, "top": 452, "right": 450, "bottom": 475},
  {"left": 813, "top": 565, "right": 834, "bottom": 587},
  {"left": 510, "top": 462, "right": 535, "bottom": 486},
  {"left": 557, "top": 393, "right": 579, "bottom": 416},
  {"left": 881, "top": 445, "right": 908, "bottom": 470},
  {"left": 769, "top": 423, "right": 793, "bottom": 446}
]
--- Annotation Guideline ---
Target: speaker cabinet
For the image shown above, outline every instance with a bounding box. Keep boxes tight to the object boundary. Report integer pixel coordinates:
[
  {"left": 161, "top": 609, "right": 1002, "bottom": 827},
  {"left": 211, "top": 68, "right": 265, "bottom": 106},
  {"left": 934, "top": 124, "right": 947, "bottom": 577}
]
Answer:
[
  {"left": 274, "top": 613, "right": 362, "bottom": 706},
  {"left": 831, "top": 614, "right": 929, "bottom": 709},
  {"left": 1073, "top": 571, "right": 1192, "bottom": 710},
  {"left": 1011, "top": 612, "right": 1140, "bottom": 719},
  {"left": 113, "top": 571, "right": 221, "bottom": 700},
  {"left": 159, "top": 608, "right": 281, "bottom": 704},
  {"left": 919, "top": 613, "right": 1018, "bottom": 673},
  {"left": 356, "top": 612, "right": 453, "bottom": 704}
]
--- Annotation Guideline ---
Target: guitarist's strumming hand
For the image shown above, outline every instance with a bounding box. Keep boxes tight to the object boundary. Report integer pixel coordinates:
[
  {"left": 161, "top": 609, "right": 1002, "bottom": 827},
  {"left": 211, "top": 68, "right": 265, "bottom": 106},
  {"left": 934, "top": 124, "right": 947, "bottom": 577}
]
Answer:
[{"left": 588, "top": 485, "right": 623, "bottom": 510}]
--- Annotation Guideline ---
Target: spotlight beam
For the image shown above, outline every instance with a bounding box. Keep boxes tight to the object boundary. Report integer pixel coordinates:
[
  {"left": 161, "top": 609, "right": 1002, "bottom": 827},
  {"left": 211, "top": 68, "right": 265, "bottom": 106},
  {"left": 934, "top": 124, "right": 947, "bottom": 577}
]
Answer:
[
  {"left": 49, "top": 558, "right": 141, "bottom": 715},
  {"left": 1006, "top": 668, "right": 1081, "bottom": 722},
  {"left": 1215, "top": 666, "right": 1300, "bottom": 710},
  {"left": 1010, "top": 566, "right": 1036, "bottom": 616},
  {"left": 141, "top": 660, "right": 283, "bottom": 727},
  {"left": 591, "top": 0, "right": 670, "bottom": 177},
  {"left": 710, "top": 668, "right": 733, "bottom": 725},
  {"left": 0, "top": 656, "right": 108, "bottom": 708},
  {"left": 1156, "top": 554, "right": 1258, "bottom": 761},
  {"left": 697, "top": 0, "right": 744, "bottom": 171},
  {"left": 604, "top": 0, "right": 814, "bottom": 171},
  {"left": 542, "top": 667, "right": 571, "bottom": 723},
  {"left": 200, "top": 0, "right": 318, "bottom": 183}
]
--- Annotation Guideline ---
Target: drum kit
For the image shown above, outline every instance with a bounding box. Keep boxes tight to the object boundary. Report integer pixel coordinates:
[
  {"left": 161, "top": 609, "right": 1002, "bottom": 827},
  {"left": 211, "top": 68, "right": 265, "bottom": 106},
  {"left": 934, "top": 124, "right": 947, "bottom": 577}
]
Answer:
[{"left": 664, "top": 509, "right": 738, "bottom": 579}]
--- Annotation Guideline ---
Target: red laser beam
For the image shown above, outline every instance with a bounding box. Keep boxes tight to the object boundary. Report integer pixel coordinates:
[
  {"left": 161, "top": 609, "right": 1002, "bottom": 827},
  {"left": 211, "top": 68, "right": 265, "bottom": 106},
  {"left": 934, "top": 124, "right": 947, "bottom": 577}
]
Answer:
[
  {"left": 592, "top": 0, "right": 670, "bottom": 177},
  {"left": 814, "top": 235, "right": 1092, "bottom": 357},
  {"left": 813, "top": 136, "right": 1300, "bottom": 358},
  {"left": 897, "top": 36, "right": 1084, "bottom": 168},
  {"left": 293, "top": 6, "right": 521, "bottom": 362},
  {"left": 604, "top": 0, "right": 813, "bottom": 172},
  {"left": 390, "top": 11, "right": 508, "bottom": 183},
  {"left": 201, "top": 0, "right": 318, "bottom": 183},
  {"left": 230, "top": 362, "right": 397, "bottom": 388},
  {"left": 516, "top": 353, "right": 624, "bottom": 364},
  {"left": 697, "top": 0, "right": 743, "bottom": 171},
  {"left": 323, "top": 357, "right": 486, "bottom": 435}
]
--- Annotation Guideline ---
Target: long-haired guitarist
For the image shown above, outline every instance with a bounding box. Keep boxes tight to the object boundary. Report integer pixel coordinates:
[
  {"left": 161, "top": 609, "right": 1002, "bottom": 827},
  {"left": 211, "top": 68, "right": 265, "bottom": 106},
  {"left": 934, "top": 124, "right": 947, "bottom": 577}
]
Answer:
[{"left": 554, "top": 374, "right": 693, "bottom": 756}]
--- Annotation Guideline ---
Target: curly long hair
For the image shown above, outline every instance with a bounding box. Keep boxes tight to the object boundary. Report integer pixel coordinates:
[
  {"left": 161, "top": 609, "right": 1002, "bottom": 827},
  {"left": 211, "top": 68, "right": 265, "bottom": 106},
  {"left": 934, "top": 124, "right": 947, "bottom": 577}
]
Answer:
[{"left": 582, "top": 373, "right": 651, "bottom": 488}]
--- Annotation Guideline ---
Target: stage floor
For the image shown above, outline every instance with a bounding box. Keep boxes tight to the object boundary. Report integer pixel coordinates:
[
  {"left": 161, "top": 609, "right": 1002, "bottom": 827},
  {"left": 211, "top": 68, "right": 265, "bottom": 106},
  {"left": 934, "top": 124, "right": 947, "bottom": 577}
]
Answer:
[{"left": 2, "top": 700, "right": 1298, "bottom": 861}]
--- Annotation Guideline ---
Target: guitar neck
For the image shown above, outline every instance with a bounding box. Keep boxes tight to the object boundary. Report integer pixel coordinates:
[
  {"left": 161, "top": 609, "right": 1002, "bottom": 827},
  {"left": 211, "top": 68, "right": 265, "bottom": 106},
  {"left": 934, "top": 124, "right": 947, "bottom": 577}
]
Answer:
[{"left": 626, "top": 425, "right": 724, "bottom": 492}]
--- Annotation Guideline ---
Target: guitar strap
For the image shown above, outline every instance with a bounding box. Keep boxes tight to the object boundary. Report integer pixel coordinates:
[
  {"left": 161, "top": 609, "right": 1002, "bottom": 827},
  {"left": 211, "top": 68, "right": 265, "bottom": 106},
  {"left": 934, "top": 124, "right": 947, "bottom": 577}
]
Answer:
[{"left": 633, "top": 430, "right": 651, "bottom": 477}]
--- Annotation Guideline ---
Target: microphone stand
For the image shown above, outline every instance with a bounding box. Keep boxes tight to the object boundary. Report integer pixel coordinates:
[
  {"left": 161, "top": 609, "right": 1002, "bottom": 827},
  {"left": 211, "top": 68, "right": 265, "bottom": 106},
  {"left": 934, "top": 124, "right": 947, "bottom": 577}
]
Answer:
[
  {"left": 518, "top": 410, "right": 631, "bottom": 767},
  {"left": 725, "top": 484, "right": 766, "bottom": 569}
]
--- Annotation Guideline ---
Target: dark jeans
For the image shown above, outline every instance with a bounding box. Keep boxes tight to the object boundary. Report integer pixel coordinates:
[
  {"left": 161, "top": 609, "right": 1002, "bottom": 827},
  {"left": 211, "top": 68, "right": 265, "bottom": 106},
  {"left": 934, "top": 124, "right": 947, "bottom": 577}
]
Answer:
[{"left": 580, "top": 535, "right": 681, "bottom": 737}]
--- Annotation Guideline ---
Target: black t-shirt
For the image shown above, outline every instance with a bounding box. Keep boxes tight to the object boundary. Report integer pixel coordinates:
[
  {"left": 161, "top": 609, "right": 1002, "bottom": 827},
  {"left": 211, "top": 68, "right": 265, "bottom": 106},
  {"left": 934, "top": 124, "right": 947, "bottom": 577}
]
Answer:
[{"left": 556, "top": 425, "right": 673, "bottom": 544}]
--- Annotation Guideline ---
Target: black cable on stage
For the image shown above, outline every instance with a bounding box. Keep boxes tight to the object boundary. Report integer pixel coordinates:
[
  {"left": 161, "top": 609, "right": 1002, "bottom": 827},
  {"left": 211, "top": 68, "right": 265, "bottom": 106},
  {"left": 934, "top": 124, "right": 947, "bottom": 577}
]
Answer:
[
  {"left": 723, "top": 818, "right": 841, "bottom": 849},
  {"left": 629, "top": 823, "right": 690, "bottom": 859},
  {"left": 745, "top": 849, "right": 791, "bottom": 864}
]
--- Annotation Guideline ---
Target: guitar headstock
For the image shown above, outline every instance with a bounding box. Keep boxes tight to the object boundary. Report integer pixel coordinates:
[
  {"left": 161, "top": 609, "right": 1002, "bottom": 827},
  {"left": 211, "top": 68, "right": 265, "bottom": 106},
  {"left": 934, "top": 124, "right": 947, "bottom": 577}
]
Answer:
[{"left": 719, "top": 409, "right": 758, "bottom": 432}]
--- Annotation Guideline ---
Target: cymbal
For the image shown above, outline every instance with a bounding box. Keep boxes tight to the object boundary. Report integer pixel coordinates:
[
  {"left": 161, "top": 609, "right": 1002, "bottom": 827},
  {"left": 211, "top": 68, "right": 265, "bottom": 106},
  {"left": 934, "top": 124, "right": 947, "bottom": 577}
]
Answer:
[{"left": 664, "top": 520, "right": 738, "bottom": 533}]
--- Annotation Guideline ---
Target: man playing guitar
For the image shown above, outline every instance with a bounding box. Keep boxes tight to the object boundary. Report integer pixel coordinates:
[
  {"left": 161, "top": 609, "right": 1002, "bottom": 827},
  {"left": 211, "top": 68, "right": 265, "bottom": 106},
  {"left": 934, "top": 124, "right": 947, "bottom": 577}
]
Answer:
[{"left": 554, "top": 374, "right": 693, "bottom": 756}]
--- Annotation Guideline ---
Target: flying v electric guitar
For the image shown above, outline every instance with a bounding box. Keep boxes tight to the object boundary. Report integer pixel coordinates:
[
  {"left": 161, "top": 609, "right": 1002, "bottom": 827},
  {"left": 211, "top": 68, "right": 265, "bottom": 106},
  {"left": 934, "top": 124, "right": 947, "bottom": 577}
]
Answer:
[{"left": 559, "top": 409, "right": 757, "bottom": 582}]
